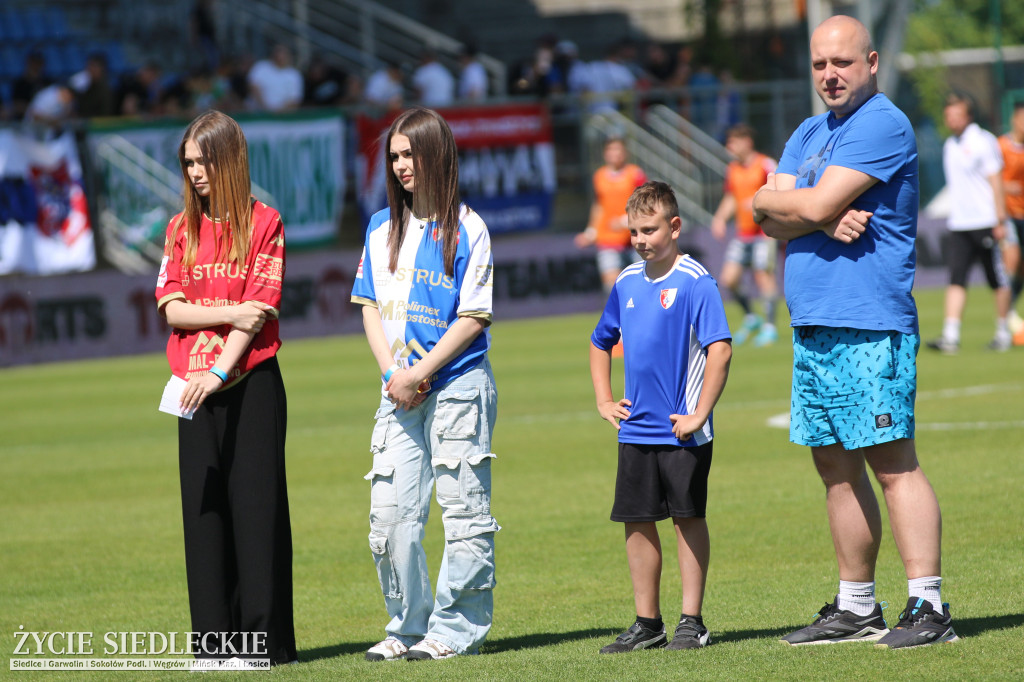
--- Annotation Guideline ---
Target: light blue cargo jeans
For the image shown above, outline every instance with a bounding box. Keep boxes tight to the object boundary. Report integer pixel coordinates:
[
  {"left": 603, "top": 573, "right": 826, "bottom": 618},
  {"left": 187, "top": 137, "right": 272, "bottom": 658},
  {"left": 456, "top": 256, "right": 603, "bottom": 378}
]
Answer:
[{"left": 363, "top": 357, "right": 499, "bottom": 655}]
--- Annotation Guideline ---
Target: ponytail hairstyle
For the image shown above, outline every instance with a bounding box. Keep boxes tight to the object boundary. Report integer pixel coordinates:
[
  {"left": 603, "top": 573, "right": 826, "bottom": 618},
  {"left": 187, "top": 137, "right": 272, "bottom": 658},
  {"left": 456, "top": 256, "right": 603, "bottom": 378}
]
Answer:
[
  {"left": 168, "top": 110, "right": 253, "bottom": 269},
  {"left": 384, "top": 107, "right": 461, "bottom": 276}
]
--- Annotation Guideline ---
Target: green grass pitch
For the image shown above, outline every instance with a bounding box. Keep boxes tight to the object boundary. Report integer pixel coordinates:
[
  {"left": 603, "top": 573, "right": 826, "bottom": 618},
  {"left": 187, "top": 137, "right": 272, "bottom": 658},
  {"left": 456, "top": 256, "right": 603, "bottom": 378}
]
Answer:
[{"left": 1, "top": 287, "right": 1022, "bottom": 680}]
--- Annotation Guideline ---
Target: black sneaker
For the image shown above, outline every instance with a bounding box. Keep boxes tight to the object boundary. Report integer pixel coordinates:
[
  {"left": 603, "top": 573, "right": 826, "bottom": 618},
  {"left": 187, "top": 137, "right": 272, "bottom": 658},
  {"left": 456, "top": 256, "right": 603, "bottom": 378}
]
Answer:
[
  {"left": 665, "top": 615, "right": 710, "bottom": 650},
  {"left": 925, "top": 337, "right": 959, "bottom": 354},
  {"left": 599, "top": 622, "right": 667, "bottom": 654},
  {"left": 780, "top": 598, "right": 888, "bottom": 645},
  {"left": 875, "top": 598, "right": 959, "bottom": 649}
]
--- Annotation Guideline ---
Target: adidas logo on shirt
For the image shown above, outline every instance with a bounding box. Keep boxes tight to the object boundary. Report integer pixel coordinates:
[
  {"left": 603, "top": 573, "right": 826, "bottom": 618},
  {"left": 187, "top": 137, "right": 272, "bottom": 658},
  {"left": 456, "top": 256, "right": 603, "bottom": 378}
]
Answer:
[{"left": 626, "top": 298, "right": 634, "bottom": 309}]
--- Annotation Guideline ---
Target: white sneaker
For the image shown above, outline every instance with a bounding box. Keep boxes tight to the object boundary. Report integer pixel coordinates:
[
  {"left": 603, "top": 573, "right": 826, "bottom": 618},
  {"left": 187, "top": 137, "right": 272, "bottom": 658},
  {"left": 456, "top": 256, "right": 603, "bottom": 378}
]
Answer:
[
  {"left": 988, "top": 335, "right": 1012, "bottom": 352},
  {"left": 365, "top": 636, "right": 408, "bottom": 661},
  {"left": 405, "top": 638, "right": 457, "bottom": 660}
]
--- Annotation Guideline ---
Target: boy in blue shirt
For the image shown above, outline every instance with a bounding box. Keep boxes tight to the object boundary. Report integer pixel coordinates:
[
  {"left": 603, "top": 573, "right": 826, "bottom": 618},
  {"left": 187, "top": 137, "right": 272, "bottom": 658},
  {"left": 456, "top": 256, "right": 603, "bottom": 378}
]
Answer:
[{"left": 589, "top": 181, "right": 732, "bottom": 653}]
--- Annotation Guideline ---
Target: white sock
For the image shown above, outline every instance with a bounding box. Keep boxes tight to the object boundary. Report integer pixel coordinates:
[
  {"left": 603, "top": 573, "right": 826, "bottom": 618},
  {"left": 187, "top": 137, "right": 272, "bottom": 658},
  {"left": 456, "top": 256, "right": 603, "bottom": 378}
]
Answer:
[
  {"left": 908, "top": 576, "right": 943, "bottom": 612},
  {"left": 942, "top": 318, "right": 961, "bottom": 343},
  {"left": 837, "top": 580, "right": 876, "bottom": 616}
]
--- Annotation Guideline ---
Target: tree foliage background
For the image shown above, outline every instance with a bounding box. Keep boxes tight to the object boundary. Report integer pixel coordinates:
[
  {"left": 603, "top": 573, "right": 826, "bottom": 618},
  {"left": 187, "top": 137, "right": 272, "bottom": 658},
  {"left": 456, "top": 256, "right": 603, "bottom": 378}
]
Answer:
[{"left": 905, "top": 0, "right": 1024, "bottom": 130}]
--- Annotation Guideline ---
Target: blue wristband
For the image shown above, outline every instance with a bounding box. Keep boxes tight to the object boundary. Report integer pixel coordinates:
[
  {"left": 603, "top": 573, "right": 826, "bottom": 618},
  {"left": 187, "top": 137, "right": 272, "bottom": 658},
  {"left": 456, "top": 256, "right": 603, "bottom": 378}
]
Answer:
[
  {"left": 209, "top": 367, "right": 229, "bottom": 383},
  {"left": 383, "top": 364, "right": 400, "bottom": 383}
]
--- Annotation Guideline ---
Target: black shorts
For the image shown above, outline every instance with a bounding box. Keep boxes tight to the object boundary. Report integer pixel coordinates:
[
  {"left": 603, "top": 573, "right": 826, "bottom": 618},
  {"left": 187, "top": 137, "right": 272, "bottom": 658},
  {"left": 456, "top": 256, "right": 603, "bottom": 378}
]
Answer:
[
  {"left": 946, "top": 228, "right": 1009, "bottom": 289},
  {"left": 611, "top": 441, "right": 713, "bottom": 522}
]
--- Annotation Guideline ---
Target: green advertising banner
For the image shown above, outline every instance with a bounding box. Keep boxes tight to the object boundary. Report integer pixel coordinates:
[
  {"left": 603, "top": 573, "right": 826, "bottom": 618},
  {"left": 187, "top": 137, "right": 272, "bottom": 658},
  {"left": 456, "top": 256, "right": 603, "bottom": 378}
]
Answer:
[{"left": 88, "top": 112, "right": 345, "bottom": 272}]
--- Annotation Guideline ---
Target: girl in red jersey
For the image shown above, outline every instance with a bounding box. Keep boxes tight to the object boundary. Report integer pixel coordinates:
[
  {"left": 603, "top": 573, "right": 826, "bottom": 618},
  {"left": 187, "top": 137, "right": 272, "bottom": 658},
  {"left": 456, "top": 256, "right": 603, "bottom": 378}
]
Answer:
[{"left": 155, "top": 110, "right": 296, "bottom": 666}]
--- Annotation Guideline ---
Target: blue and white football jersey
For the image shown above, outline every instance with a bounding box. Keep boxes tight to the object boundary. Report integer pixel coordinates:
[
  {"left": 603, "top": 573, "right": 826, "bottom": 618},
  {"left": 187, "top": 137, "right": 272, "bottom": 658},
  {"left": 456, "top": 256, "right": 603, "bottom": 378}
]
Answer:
[
  {"left": 351, "top": 205, "right": 493, "bottom": 389},
  {"left": 592, "top": 256, "right": 731, "bottom": 446}
]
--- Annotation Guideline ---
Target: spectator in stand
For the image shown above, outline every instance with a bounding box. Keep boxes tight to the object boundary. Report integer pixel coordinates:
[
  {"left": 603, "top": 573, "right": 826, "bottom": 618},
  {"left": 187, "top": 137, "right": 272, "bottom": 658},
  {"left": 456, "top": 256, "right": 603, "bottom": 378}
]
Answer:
[
  {"left": 457, "top": 45, "right": 488, "bottom": 102},
  {"left": 247, "top": 44, "right": 303, "bottom": 113},
  {"left": 117, "top": 61, "right": 164, "bottom": 116},
  {"left": 25, "top": 84, "right": 74, "bottom": 136},
  {"left": 218, "top": 54, "right": 251, "bottom": 111},
  {"left": 11, "top": 51, "right": 52, "bottom": 120},
  {"left": 510, "top": 33, "right": 558, "bottom": 97},
  {"left": 687, "top": 63, "right": 720, "bottom": 134},
  {"left": 712, "top": 70, "right": 742, "bottom": 142},
  {"left": 304, "top": 55, "right": 350, "bottom": 108},
  {"left": 587, "top": 43, "right": 636, "bottom": 112},
  {"left": 548, "top": 40, "right": 590, "bottom": 96},
  {"left": 616, "top": 38, "right": 647, "bottom": 83},
  {"left": 364, "top": 61, "right": 404, "bottom": 110},
  {"left": 185, "top": 67, "right": 227, "bottom": 114},
  {"left": 70, "top": 52, "right": 116, "bottom": 118},
  {"left": 411, "top": 49, "right": 455, "bottom": 107},
  {"left": 159, "top": 78, "right": 191, "bottom": 117},
  {"left": 643, "top": 43, "right": 677, "bottom": 87},
  {"left": 667, "top": 44, "right": 693, "bottom": 88}
]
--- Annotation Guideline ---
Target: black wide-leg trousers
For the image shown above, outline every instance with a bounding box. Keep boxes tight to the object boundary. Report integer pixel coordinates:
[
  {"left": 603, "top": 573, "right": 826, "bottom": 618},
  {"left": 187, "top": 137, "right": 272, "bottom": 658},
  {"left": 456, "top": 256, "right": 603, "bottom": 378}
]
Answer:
[{"left": 177, "top": 357, "right": 296, "bottom": 665}]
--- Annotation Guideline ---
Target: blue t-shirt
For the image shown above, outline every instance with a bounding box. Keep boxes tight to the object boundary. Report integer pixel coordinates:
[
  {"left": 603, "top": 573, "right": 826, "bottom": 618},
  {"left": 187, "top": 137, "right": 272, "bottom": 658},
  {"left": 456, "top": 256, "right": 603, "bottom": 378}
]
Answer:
[
  {"left": 351, "top": 205, "right": 493, "bottom": 390},
  {"left": 776, "top": 93, "right": 919, "bottom": 334},
  {"left": 591, "top": 257, "right": 731, "bottom": 446}
]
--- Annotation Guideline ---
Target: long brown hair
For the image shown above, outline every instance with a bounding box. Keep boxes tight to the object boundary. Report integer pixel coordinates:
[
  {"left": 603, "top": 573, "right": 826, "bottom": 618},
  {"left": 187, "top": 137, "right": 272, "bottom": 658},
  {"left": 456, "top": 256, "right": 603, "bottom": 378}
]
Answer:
[
  {"left": 384, "top": 107, "right": 461, "bottom": 276},
  {"left": 168, "top": 110, "right": 253, "bottom": 269}
]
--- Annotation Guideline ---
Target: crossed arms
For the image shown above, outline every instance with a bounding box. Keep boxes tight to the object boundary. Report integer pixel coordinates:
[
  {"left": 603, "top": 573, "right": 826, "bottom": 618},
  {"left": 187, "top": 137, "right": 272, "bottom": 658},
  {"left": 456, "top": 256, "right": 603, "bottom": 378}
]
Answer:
[{"left": 752, "top": 165, "right": 878, "bottom": 243}]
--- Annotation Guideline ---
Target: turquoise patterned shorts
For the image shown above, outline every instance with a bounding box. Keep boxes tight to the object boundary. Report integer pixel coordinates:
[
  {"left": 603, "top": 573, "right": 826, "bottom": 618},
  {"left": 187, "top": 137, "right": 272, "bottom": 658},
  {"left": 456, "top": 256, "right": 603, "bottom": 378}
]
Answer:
[{"left": 790, "top": 327, "right": 918, "bottom": 450}]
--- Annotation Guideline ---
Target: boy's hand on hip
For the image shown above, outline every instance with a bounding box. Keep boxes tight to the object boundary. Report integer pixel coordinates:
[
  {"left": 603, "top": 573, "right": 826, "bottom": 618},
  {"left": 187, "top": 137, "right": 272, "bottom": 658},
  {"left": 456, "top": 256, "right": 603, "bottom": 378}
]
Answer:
[
  {"left": 670, "top": 413, "right": 704, "bottom": 441},
  {"left": 598, "top": 398, "right": 631, "bottom": 430}
]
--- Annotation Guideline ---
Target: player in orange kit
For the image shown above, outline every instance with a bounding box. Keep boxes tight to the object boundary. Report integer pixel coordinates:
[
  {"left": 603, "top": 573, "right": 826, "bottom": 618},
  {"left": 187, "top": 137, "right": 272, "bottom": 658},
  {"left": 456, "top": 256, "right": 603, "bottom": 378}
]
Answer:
[
  {"left": 576, "top": 137, "right": 648, "bottom": 293},
  {"left": 710, "top": 124, "right": 780, "bottom": 346}
]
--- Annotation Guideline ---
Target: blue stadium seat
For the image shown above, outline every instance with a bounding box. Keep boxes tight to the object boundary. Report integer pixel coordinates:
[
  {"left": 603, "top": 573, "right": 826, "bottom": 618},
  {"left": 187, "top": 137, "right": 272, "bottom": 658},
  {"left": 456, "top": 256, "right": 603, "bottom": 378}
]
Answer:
[
  {"left": 62, "top": 44, "right": 87, "bottom": 76},
  {"left": 43, "top": 7, "right": 70, "bottom": 40},
  {"left": 101, "top": 41, "right": 129, "bottom": 75},
  {"left": 22, "top": 8, "right": 48, "bottom": 42},
  {"left": 2, "top": 10, "right": 28, "bottom": 44},
  {"left": 0, "top": 46, "right": 21, "bottom": 79},
  {"left": 42, "top": 45, "right": 65, "bottom": 79}
]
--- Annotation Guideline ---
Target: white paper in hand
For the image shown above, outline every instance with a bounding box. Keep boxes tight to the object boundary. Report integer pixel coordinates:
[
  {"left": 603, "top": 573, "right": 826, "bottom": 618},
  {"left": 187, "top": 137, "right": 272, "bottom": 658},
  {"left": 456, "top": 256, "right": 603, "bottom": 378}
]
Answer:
[{"left": 159, "top": 375, "right": 196, "bottom": 419}]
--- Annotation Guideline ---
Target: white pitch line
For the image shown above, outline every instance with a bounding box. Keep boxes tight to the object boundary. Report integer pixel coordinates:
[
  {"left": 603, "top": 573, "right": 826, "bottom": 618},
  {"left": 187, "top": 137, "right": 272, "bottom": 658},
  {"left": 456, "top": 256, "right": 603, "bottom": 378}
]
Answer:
[
  {"left": 504, "top": 410, "right": 596, "bottom": 425},
  {"left": 917, "top": 383, "right": 1022, "bottom": 400},
  {"left": 917, "top": 420, "right": 1024, "bottom": 431}
]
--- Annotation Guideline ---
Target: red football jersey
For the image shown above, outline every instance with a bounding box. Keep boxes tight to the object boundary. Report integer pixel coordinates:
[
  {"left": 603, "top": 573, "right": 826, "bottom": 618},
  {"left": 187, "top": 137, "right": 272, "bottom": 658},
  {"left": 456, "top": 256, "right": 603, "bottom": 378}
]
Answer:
[{"left": 155, "top": 200, "right": 285, "bottom": 388}]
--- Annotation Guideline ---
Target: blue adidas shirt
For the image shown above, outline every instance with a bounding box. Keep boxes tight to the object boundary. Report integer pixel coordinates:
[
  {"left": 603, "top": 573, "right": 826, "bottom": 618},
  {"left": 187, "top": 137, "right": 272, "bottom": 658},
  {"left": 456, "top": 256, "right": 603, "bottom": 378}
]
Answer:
[
  {"left": 776, "top": 93, "right": 919, "bottom": 334},
  {"left": 591, "top": 256, "right": 731, "bottom": 446},
  {"left": 351, "top": 205, "right": 493, "bottom": 389}
]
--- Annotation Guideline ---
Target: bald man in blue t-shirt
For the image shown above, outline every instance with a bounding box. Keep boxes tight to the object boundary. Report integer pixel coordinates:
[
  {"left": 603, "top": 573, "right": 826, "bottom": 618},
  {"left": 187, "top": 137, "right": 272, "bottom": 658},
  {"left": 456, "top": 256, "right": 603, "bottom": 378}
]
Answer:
[{"left": 752, "top": 15, "right": 957, "bottom": 650}]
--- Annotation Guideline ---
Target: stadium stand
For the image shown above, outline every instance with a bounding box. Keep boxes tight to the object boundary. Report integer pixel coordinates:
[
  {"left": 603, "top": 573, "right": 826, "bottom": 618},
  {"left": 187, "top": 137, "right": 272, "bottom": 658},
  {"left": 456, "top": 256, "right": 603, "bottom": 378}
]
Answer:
[{"left": 0, "top": 3, "right": 137, "bottom": 118}]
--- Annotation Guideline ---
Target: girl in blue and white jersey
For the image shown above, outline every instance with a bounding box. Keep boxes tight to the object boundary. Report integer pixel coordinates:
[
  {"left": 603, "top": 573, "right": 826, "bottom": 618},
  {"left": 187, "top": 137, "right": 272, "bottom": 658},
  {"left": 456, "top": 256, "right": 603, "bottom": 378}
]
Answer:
[{"left": 350, "top": 107, "right": 498, "bottom": 662}]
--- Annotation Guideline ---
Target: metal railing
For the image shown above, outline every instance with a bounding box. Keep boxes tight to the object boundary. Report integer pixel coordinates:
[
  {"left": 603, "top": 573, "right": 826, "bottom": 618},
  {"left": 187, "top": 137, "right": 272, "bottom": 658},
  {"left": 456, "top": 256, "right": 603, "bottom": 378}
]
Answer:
[
  {"left": 585, "top": 109, "right": 716, "bottom": 229},
  {"left": 644, "top": 104, "right": 730, "bottom": 220}
]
